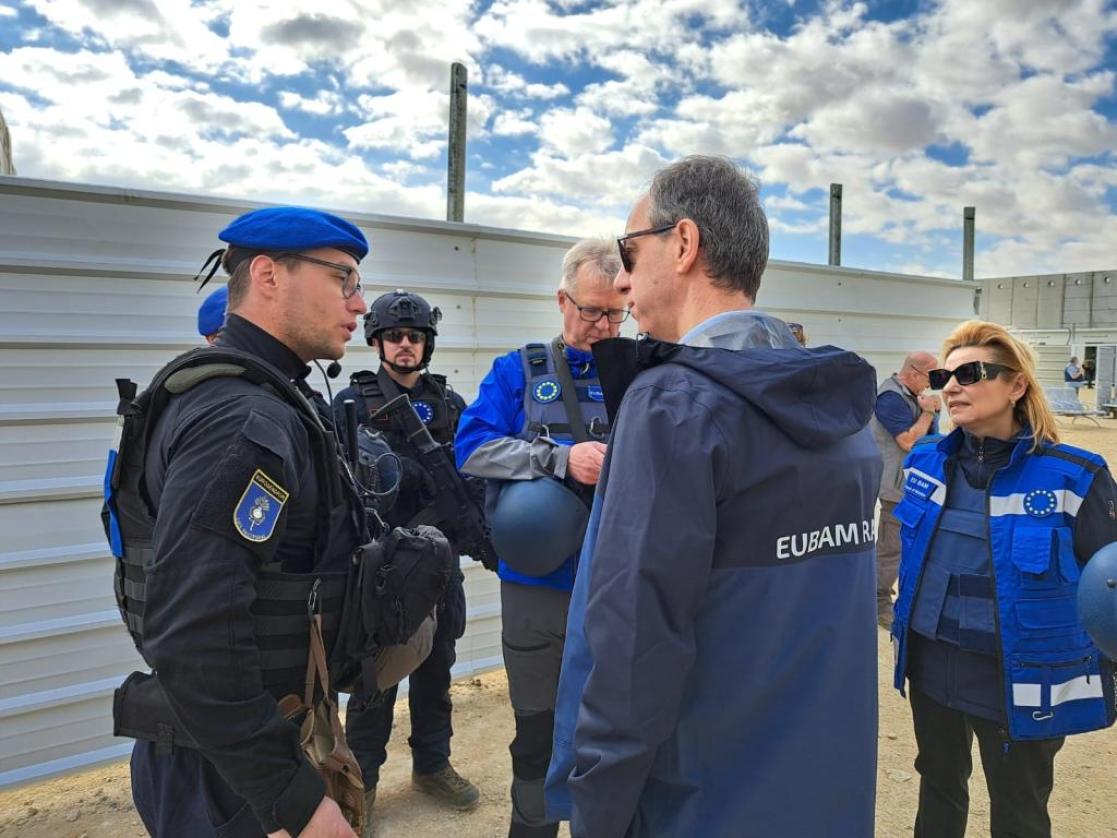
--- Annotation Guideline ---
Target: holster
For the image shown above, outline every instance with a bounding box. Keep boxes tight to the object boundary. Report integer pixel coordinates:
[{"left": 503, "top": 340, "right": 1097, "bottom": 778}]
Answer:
[
  {"left": 278, "top": 612, "right": 365, "bottom": 835},
  {"left": 113, "top": 671, "right": 200, "bottom": 754}
]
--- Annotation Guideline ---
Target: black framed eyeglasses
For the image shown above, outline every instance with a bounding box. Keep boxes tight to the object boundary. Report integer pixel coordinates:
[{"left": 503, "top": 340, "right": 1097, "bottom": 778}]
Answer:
[
  {"left": 380, "top": 328, "right": 428, "bottom": 345},
  {"left": 616, "top": 223, "right": 677, "bottom": 273},
  {"left": 928, "top": 361, "right": 1012, "bottom": 390},
  {"left": 564, "top": 292, "right": 631, "bottom": 324},
  {"left": 277, "top": 252, "right": 363, "bottom": 299}
]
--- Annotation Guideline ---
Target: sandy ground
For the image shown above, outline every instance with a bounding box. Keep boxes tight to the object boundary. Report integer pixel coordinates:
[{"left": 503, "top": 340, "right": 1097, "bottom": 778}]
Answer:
[{"left": 3, "top": 420, "right": 1117, "bottom": 838}]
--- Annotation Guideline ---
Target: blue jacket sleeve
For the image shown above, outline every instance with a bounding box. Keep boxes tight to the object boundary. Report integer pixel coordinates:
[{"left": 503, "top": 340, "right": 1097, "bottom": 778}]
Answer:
[
  {"left": 874, "top": 391, "right": 916, "bottom": 438},
  {"left": 568, "top": 380, "right": 721, "bottom": 838},
  {"left": 455, "top": 352, "right": 525, "bottom": 469}
]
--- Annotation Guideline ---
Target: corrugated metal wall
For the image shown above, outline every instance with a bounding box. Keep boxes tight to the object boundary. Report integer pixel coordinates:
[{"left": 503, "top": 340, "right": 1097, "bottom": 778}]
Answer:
[{"left": 0, "top": 176, "right": 978, "bottom": 787}]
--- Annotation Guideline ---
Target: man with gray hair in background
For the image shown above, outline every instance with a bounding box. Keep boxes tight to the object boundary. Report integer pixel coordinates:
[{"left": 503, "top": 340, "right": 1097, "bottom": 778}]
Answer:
[
  {"left": 870, "top": 351, "right": 941, "bottom": 628},
  {"left": 546, "top": 155, "right": 881, "bottom": 837},
  {"left": 455, "top": 239, "right": 628, "bottom": 838}
]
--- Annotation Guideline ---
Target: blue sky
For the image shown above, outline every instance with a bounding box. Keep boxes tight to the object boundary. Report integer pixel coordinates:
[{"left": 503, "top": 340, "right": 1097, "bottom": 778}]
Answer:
[{"left": 1, "top": 0, "right": 1115, "bottom": 278}]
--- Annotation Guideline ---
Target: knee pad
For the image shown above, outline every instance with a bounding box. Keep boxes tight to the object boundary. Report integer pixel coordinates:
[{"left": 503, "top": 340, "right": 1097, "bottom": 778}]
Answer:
[{"left": 509, "top": 709, "right": 555, "bottom": 780}]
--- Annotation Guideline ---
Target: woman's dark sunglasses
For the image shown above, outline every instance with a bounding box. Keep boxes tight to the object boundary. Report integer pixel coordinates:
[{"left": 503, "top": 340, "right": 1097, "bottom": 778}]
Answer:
[{"left": 927, "top": 361, "right": 1012, "bottom": 390}]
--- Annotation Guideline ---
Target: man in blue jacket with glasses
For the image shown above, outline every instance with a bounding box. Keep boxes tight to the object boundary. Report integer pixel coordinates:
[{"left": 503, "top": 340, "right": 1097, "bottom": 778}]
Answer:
[{"left": 546, "top": 156, "right": 882, "bottom": 838}]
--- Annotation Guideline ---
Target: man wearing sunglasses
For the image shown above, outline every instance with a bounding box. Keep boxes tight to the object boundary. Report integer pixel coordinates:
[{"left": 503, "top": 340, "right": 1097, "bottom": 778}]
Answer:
[
  {"left": 455, "top": 238, "right": 627, "bottom": 838},
  {"left": 330, "top": 289, "right": 477, "bottom": 833},
  {"left": 546, "top": 156, "right": 881, "bottom": 838},
  {"left": 870, "top": 352, "right": 942, "bottom": 629}
]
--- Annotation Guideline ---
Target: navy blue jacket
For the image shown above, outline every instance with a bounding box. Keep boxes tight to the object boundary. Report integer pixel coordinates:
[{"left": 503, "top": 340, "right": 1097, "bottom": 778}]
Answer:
[{"left": 546, "top": 312, "right": 882, "bottom": 837}]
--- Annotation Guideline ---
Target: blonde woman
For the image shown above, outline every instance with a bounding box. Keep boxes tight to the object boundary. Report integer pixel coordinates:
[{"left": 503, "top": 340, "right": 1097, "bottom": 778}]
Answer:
[{"left": 890, "top": 320, "right": 1117, "bottom": 838}]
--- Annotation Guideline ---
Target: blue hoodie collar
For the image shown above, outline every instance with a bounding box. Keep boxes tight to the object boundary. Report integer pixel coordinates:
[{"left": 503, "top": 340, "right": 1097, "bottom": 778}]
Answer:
[{"left": 680, "top": 309, "right": 800, "bottom": 350}]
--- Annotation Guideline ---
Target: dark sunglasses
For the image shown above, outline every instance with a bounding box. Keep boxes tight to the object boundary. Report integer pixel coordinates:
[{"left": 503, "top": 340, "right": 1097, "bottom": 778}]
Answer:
[
  {"left": 381, "top": 328, "right": 428, "bottom": 345},
  {"left": 927, "top": 361, "right": 1012, "bottom": 390},
  {"left": 564, "top": 291, "right": 631, "bottom": 324},
  {"left": 616, "top": 223, "right": 676, "bottom": 273},
  {"left": 277, "top": 252, "right": 363, "bottom": 299}
]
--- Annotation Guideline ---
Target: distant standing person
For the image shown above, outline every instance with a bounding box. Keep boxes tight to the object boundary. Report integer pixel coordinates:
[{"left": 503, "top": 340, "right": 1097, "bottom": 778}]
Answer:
[
  {"left": 1065, "top": 356, "right": 1085, "bottom": 391},
  {"left": 870, "top": 352, "right": 941, "bottom": 628}
]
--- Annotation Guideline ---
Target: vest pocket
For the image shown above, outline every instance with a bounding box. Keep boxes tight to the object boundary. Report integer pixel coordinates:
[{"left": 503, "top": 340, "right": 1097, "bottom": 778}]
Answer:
[
  {"left": 1008, "top": 651, "right": 1108, "bottom": 738},
  {"left": 894, "top": 498, "right": 926, "bottom": 553},
  {"left": 1010, "top": 527, "right": 1063, "bottom": 589},
  {"left": 1014, "top": 596, "right": 1080, "bottom": 636}
]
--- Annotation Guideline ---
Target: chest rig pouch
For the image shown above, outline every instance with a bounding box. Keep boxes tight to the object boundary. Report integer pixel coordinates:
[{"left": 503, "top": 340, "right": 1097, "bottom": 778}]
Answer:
[
  {"left": 102, "top": 346, "right": 355, "bottom": 699},
  {"left": 351, "top": 367, "right": 459, "bottom": 447}
]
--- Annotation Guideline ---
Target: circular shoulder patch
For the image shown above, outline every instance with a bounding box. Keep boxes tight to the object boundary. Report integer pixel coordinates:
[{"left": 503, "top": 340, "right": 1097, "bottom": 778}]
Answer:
[
  {"left": 1023, "top": 489, "right": 1058, "bottom": 518},
  {"left": 412, "top": 399, "right": 435, "bottom": 425},
  {"left": 533, "top": 378, "right": 561, "bottom": 404}
]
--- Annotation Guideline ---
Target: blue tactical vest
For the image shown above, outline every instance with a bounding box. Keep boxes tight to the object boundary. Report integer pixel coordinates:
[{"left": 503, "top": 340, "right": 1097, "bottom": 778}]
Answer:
[
  {"left": 516, "top": 341, "right": 609, "bottom": 445},
  {"left": 491, "top": 340, "right": 609, "bottom": 588},
  {"left": 909, "top": 471, "right": 997, "bottom": 655},
  {"left": 892, "top": 429, "right": 1117, "bottom": 741}
]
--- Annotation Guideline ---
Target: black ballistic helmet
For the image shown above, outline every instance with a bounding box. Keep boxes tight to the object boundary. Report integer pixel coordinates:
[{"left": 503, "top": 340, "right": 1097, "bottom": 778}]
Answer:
[{"left": 364, "top": 289, "right": 442, "bottom": 370}]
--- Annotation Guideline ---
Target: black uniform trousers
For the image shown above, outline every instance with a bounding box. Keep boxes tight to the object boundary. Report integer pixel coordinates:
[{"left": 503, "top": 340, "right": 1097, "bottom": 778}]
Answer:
[
  {"left": 346, "top": 572, "right": 465, "bottom": 788},
  {"left": 910, "top": 685, "right": 1065, "bottom": 838}
]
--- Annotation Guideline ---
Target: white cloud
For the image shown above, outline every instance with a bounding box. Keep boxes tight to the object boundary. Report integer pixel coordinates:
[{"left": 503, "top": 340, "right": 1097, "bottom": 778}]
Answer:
[
  {"left": 0, "top": 5, "right": 17, "bottom": 17},
  {"left": 278, "top": 89, "right": 347, "bottom": 117},
  {"left": 492, "top": 108, "right": 539, "bottom": 137},
  {"left": 538, "top": 107, "right": 615, "bottom": 157},
  {"left": 486, "top": 65, "right": 569, "bottom": 100}
]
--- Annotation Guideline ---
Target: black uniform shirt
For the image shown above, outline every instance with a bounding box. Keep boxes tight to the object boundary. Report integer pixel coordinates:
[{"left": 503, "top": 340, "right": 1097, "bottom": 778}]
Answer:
[{"left": 141, "top": 313, "right": 358, "bottom": 833}]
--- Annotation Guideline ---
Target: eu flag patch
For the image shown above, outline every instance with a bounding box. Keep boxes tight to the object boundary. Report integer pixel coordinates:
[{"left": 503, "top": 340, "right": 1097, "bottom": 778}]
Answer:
[{"left": 234, "top": 469, "right": 289, "bottom": 542}]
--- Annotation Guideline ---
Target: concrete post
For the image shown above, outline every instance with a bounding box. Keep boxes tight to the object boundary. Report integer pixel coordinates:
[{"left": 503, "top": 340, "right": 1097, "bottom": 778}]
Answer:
[
  {"left": 446, "top": 63, "right": 468, "bottom": 223},
  {"left": 828, "top": 183, "right": 842, "bottom": 266},
  {"left": 963, "top": 206, "right": 975, "bottom": 281}
]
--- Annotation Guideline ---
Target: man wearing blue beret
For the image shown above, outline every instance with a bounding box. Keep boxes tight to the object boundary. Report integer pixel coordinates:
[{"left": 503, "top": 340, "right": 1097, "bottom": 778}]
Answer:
[
  {"left": 198, "top": 284, "right": 228, "bottom": 343},
  {"left": 106, "top": 206, "right": 374, "bottom": 837}
]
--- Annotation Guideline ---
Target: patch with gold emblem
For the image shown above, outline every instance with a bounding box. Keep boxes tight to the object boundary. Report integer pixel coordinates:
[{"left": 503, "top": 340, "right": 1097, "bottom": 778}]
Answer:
[{"left": 234, "top": 469, "right": 289, "bottom": 542}]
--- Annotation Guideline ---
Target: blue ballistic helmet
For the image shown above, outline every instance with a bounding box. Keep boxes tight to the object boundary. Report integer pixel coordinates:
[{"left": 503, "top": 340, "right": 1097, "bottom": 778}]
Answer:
[
  {"left": 1078, "top": 542, "right": 1117, "bottom": 660},
  {"left": 489, "top": 477, "right": 590, "bottom": 577}
]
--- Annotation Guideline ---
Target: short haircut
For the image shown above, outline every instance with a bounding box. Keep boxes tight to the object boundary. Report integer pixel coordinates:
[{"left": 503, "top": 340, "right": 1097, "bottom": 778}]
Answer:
[
  {"left": 222, "top": 248, "right": 300, "bottom": 311},
  {"left": 560, "top": 238, "right": 621, "bottom": 294},
  {"left": 648, "top": 155, "right": 769, "bottom": 300}
]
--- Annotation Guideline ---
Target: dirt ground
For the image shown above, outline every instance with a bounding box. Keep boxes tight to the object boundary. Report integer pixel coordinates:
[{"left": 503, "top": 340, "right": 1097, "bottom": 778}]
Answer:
[{"left": 3, "top": 420, "right": 1117, "bottom": 838}]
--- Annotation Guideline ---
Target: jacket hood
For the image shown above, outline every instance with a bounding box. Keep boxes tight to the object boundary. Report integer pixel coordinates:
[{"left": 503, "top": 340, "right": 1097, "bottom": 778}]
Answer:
[{"left": 593, "top": 310, "right": 877, "bottom": 449}]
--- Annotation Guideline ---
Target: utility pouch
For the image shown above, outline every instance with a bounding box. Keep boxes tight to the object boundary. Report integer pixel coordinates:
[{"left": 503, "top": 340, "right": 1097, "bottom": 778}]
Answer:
[
  {"left": 278, "top": 610, "right": 365, "bottom": 835},
  {"left": 112, "top": 670, "right": 200, "bottom": 754},
  {"left": 329, "top": 525, "right": 453, "bottom": 694},
  {"left": 360, "top": 525, "right": 453, "bottom": 647}
]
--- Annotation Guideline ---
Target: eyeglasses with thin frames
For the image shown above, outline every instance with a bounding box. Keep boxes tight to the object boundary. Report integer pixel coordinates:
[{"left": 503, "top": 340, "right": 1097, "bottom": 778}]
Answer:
[
  {"left": 276, "top": 252, "right": 363, "bottom": 299},
  {"left": 564, "top": 291, "right": 631, "bottom": 324},
  {"left": 616, "top": 223, "right": 677, "bottom": 273}
]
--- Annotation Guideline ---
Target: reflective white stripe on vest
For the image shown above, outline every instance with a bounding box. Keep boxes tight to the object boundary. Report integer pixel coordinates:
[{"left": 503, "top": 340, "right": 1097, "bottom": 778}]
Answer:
[
  {"left": 902, "top": 467, "right": 946, "bottom": 505},
  {"left": 1012, "top": 674, "right": 1103, "bottom": 708},
  {"left": 988, "top": 490, "right": 1085, "bottom": 518}
]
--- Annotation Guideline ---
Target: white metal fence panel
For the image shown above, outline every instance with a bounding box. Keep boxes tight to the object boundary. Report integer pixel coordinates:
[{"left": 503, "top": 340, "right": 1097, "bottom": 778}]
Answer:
[{"left": 0, "top": 176, "right": 977, "bottom": 787}]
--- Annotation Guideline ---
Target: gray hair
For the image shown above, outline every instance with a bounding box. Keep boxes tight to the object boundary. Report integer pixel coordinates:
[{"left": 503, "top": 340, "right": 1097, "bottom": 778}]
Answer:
[
  {"left": 647, "top": 155, "right": 769, "bottom": 300},
  {"left": 560, "top": 238, "right": 621, "bottom": 294}
]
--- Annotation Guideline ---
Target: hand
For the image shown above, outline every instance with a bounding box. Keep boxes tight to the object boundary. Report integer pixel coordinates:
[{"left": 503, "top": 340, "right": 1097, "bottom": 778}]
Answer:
[
  {"left": 567, "top": 441, "right": 607, "bottom": 486},
  {"left": 266, "top": 795, "right": 356, "bottom": 838},
  {"left": 917, "top": 394, "right": 941, "bottom": 413}
]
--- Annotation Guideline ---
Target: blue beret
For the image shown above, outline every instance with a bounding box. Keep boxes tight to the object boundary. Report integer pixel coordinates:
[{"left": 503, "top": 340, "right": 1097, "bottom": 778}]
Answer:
[
  {"left": 197, "top": 285, "right": 228, "bottom": 337},
  {"left": 219, "top": 206, "right": 369, "bottom": 262}
]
